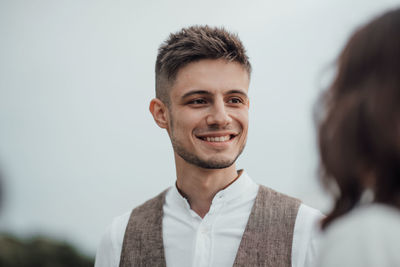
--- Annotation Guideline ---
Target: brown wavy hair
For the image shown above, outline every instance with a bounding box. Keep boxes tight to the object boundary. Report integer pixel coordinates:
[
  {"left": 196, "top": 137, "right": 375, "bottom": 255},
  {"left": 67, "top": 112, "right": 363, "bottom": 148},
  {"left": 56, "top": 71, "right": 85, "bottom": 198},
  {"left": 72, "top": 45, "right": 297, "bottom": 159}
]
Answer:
[{"left": 317, "top": 8, "right": 400, "bottom": 229}]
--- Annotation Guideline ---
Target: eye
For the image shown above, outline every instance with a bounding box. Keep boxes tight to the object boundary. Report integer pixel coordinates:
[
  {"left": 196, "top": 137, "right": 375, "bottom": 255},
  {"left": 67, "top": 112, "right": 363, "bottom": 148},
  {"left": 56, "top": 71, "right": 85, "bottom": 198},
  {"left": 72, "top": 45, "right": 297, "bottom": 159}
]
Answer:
[
  {"left": 188, "top": 98, "right": 207, "bottom": 105},
  {"left": 227, "top": 97, "right": 244, "bottom": 104}
]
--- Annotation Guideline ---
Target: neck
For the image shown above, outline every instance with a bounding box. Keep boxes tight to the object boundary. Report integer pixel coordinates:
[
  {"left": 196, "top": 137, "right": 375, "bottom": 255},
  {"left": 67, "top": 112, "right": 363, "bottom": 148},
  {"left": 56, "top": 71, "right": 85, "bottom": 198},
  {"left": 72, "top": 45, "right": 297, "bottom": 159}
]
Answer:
[{"left": 174, "top": 155, "right": 239, "bottom": 218}]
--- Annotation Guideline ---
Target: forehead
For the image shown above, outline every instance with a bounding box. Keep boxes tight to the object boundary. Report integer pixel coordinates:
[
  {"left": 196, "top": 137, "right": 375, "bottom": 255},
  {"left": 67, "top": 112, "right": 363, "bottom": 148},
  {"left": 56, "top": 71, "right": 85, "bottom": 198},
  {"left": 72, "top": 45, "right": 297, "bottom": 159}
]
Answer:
[{"left": 170, "top": 59, "right": 250, "bottom": 97}]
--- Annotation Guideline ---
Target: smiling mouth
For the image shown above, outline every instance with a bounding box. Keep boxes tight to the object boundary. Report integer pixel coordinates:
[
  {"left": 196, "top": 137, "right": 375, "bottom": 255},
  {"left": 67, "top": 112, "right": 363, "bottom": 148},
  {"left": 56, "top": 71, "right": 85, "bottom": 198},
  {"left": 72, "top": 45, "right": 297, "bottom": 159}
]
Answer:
[{"left": 197, "top": 134, "right": 236, "bottom": 142}]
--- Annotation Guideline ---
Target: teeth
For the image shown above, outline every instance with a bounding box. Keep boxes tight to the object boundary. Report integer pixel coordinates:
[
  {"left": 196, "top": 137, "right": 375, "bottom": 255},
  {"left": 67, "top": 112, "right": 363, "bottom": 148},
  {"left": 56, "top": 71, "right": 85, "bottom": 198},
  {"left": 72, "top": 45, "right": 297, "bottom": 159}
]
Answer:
[{"left": 204, "top": 135, "right": 230, "bottom": 142}]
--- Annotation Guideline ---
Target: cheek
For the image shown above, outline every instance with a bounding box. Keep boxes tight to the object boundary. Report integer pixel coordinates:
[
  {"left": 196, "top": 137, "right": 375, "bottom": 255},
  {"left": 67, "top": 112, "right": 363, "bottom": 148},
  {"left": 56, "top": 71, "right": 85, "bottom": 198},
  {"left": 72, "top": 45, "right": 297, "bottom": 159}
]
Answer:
[
  {"left": 176, "top": 110, "right": 206, "bottom": 127},
  {"left": 171, "top": 116, "right": 195, "bottom": 136},
  {"left": 232, "top": 110, "right": 249, "bottom": 127}
]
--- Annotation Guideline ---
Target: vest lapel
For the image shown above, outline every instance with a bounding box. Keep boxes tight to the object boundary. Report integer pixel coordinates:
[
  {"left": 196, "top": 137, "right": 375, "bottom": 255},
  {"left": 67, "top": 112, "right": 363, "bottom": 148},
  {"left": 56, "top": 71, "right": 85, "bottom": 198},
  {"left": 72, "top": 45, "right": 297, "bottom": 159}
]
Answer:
[{"left": 233, "top": 185, "right": 300, "bottom": 267}]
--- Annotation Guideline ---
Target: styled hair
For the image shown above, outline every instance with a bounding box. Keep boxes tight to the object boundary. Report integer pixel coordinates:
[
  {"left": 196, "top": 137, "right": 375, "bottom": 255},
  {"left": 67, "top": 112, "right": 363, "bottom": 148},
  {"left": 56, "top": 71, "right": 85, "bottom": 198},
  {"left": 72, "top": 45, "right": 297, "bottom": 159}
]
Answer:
[
  {"left": 316, "top": 8, "right": 400, "bottom": 229},
  {"left": 155, "top": 25, "right": 251, "bottom": 105}
]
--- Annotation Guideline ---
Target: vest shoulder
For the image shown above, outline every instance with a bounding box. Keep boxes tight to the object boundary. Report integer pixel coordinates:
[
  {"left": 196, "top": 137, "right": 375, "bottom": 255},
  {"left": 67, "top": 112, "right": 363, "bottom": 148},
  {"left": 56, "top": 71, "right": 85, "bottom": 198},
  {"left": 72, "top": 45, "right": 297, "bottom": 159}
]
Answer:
[
  {"left": 258, "top": 184, "right": 301, "bottom": 204},
  {"left": 131, "top": 188, "right": 169, "bottom": 216}
]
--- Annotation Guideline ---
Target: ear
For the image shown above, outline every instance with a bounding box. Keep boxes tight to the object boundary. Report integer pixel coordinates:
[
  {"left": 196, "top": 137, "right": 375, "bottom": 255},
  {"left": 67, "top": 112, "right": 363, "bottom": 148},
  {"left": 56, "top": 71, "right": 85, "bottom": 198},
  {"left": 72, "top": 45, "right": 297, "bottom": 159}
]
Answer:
[{"left": 149, "top": 98, "right": 169, "bottom": 129}]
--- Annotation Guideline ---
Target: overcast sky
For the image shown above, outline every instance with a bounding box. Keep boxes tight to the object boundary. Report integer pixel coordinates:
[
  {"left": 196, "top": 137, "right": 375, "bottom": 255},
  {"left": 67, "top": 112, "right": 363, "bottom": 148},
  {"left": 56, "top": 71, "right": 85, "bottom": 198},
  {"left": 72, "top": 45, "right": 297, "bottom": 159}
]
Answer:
[{"left": 1, "top": 0, "right": 399, "bottom": 256}]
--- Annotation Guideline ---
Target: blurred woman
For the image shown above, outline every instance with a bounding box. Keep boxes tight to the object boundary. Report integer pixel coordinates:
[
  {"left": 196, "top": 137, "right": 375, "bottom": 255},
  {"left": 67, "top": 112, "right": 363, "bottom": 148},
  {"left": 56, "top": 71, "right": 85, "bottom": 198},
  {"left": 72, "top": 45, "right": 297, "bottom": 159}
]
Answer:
[{"left": 316, "top": 7, "right": 400, "bottom": 266}]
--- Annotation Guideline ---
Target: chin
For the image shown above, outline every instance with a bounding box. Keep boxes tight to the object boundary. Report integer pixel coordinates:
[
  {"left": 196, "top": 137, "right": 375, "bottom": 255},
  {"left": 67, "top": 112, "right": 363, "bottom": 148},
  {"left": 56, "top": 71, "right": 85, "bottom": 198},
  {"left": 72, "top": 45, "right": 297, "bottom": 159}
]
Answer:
[
  {"left": 195, "top": 155, "right": 237, "bottom": 169},
  {"left": 196, "top": 160, "right": 235, "bottom": 169}
]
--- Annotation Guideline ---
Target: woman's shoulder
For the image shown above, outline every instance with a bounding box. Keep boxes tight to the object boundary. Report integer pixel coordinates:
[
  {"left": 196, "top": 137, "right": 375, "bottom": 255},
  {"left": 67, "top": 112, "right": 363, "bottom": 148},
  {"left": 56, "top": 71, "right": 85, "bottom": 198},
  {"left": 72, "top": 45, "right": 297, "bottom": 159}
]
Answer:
[
  {"left": 318, "top": 204, "right": 400, "bottom": 267},
  {"left": 326, "top": 204, "right": 400, "bottom": 236}
]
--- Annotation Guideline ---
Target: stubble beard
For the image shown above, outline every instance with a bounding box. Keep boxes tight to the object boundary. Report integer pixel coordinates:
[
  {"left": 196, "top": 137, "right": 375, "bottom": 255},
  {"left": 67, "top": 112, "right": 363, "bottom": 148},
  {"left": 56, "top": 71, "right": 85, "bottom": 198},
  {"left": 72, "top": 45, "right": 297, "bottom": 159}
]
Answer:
[
  {"left": 170, "top": 121, "right": 246, "bottom": 169},
  {"left": 171, "top": 135, "right": 246, "bottom": 169}
]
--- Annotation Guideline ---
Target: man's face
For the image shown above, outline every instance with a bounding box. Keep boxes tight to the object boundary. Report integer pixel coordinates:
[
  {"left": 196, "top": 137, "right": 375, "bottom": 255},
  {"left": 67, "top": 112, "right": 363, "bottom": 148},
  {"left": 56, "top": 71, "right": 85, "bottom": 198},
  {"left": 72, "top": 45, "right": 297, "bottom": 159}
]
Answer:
[{"left": 166, "top": 59, "right": 250, "bottom": 169}]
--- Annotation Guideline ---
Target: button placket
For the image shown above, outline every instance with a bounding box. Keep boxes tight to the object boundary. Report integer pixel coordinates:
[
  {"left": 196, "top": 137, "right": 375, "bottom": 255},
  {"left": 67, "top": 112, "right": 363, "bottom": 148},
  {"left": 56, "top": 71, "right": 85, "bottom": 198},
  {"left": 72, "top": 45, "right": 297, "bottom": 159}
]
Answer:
[{"left": 193, "top": 195, "right": 226, "bottom": 267}]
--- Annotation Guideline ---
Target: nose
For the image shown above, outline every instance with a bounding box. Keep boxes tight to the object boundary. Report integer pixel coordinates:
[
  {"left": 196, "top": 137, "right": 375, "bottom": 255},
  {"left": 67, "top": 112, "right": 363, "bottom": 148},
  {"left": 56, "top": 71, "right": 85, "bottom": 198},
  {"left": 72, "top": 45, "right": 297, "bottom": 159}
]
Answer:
[{"left": 206, "top": 100, "right": 232, "bottom": 126}]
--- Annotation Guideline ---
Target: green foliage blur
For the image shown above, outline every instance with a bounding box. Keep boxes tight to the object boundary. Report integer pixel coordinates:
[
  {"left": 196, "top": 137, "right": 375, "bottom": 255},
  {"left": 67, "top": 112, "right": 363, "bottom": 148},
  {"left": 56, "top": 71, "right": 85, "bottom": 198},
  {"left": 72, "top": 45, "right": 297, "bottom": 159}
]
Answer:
[{"left": 0, "top": 233, "right": 94, "bottom": 267}]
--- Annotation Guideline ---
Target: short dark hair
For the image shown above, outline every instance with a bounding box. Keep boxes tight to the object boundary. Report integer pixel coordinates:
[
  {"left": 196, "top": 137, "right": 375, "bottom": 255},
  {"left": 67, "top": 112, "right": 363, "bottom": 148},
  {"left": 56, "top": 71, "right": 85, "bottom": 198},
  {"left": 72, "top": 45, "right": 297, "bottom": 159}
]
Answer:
[
  {"left": 155, "top": 25, "right": 251, "bottom": 105},
  {"left": 316, "top": 8, "right": 400, "bottom": 229}
]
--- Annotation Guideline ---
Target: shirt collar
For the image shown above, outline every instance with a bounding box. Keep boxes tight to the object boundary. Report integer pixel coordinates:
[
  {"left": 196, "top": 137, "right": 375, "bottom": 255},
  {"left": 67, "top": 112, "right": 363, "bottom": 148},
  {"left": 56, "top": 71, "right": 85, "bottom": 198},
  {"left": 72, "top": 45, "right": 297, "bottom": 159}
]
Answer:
[
  {"left": 213, "top": 170, "right": 254, "bottom": 202},
  {"left": 171, "top": 170, "right": 256, "bottom": 210}
]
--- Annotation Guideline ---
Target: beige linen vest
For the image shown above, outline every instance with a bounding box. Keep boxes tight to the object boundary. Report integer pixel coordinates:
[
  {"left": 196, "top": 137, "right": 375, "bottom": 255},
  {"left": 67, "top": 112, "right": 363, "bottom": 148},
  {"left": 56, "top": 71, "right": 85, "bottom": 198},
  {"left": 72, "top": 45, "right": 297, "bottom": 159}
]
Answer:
[{"left": 119, "top": 185, "right": 300, "bottom": 267}]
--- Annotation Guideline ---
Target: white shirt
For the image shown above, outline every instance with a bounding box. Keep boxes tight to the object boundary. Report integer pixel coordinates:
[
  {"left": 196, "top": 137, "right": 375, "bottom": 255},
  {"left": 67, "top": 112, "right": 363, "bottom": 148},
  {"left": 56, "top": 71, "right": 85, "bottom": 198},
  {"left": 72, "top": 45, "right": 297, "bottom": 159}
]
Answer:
[
  {"left": 317, "top": 204, "right": 400, "bottom": 267},
  {"left": 95, "top": 172, "right": 323, "bottom": 267}
]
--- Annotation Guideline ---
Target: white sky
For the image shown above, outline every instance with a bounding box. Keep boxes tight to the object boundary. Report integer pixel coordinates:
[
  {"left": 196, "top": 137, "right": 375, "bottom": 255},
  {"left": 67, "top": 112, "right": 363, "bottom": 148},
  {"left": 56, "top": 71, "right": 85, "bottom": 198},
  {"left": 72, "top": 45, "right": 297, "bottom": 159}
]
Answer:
[{"left": 1, "top": 0, "right": 399, "bottom": 256}]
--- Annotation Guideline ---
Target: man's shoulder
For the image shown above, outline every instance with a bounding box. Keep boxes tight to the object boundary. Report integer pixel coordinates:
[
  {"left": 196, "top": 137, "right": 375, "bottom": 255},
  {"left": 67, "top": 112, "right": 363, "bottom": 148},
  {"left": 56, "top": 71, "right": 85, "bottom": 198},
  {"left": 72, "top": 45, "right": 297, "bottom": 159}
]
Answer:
[
  {"left": 256, "top": 183, "right": 324, "bottom": 224},
  {"left": 95, "top": 211, "right": 131, "bottom": 267},
  {"left": 294, "top": 203, "right": 324, "bottom": 240},
  {"left": 291, "top": 204, "right": 324, "bottom": 267},
  {"left": 297, "top": 203, "right": 324, "bottom": 221},
  {"left": 256, "top": 184, "right": 323, "bottom": 214},
  {"left": 94, "top": 188, "right": 172, "bottom": 267}
]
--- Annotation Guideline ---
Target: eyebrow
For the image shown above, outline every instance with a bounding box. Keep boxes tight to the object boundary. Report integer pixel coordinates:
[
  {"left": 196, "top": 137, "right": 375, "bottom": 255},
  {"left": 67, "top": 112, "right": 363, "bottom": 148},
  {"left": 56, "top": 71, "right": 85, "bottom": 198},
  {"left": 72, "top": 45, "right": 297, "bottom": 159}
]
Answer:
[
  {"left": 181, "top": 89, "right": 248, "bottom": 99},
  {"left": 181, "top": 90, "right": 211, "bottom": 99},
  {"left": 225, "top": 90, "right": 248, "bottom": 98}
]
